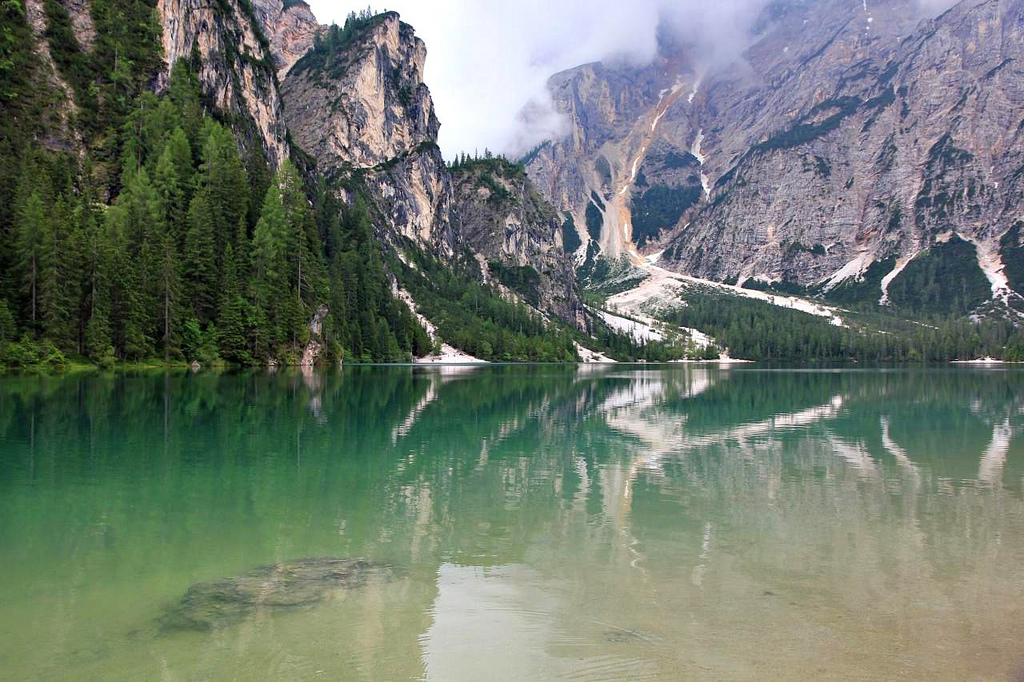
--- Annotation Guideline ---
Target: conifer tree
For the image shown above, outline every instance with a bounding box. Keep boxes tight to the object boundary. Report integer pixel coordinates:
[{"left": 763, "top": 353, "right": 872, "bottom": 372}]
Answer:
[
  {"left": 155, "top": 229, "right": 181, "bottom": 362},
  {"left": 217, "top": 242, "right": 249, "bottom": 364},
  {"left": 16, "top": 193, "right": 47, "bottom": 331},
  {"left": 39, "top": 196, "right": 79, "bottom": 350},
  {"left": 250, "top": 183, "right": 289, "bottom": 355},
  {"left": 197, "top": 123, "right": 248, "bottom": 260},
  {"left": 183, "top": 191, "right": 218, "bottom": 323}
]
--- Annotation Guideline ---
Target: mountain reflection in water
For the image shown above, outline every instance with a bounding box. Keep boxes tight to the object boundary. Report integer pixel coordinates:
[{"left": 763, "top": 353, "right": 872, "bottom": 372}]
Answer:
[{"left": 0, "top": 365, "right": 1021, "bottom": 680}]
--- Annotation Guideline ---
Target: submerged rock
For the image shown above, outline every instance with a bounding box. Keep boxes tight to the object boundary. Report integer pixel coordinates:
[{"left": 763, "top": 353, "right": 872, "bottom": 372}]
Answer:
[{"left": 161, "top": 557, "right": 394, "bottom": 632}]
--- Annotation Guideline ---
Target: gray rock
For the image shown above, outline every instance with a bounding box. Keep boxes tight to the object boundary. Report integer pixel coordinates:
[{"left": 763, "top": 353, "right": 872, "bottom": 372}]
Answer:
[
  {"left": 526, "top": 0, "right": 1024, "bottom": 303},
  {"left": 161, "top": 557, "right": 395, "bottom": 632}
]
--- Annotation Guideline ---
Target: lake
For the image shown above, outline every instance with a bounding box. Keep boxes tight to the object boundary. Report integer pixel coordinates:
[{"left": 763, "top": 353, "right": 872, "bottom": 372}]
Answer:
[{"left": 0, "top": 365, "right": 1022, "bottom": 680}]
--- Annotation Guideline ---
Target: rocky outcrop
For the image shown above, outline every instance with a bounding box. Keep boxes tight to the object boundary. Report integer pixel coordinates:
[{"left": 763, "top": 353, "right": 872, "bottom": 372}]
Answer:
[
  {"left": 161, "top": 557, "right": 395, "bottom": 631},
  {"left": 301, "top": 304, "right": 329, "bottom": 366},
  {"left": 452, "top": 160, "right": 587, "bottom": 329},
  {"left": 157, "top": 0, "right": 288, "bottom": 166},
  {"left": 57, "top": 0, "right": 96, "bottom": 51},
  {"left": 281, "top": 12, "right": 455, "bottom": 255},
  {"left": 524, "top": 54, "right": 698, "bottom": 266},
  {"left": 250, "top": 0, "right": 319, "bottom": 79}
]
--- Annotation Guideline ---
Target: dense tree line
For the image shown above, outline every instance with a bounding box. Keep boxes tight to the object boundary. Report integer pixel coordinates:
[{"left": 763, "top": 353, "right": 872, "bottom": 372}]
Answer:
[
  {"left": 0, "top": 61, "right": 434, "bottom": 368},
  {"left": 661, "top": 291, "right": 1024, "bottom": 362},
  {"left": 392, "top": 247, "right": 580, "bottom": 362}
]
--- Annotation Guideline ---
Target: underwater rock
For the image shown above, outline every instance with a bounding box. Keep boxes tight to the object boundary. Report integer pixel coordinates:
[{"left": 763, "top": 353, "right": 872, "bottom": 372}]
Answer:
[{"left": 161, "top": 557, "right": 393, "bottom": 632}]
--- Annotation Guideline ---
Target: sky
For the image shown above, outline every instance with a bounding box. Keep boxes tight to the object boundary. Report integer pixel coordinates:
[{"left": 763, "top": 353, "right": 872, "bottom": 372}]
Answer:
[{"left": 306, "top": 0, "right": 958, "bottom": 160}]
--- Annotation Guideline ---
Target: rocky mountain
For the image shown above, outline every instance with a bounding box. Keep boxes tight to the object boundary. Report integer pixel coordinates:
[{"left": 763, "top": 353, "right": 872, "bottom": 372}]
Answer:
[
  {"left": 277, "top": 11, "right": 586, "bottom": 326},
  {"left": 451, "top": 157, "right": 587, "bottom": 328},
  {"left": 281, "top": 12, "right": 457, "bottom": 256},
  {"left": 157, "top": 0, "right": 290, "bottom": 166},
  {"left": 155, "top": 3, "right": 587, "bottom": 329},
  {"left": 526, "top": 0, "right": 1024, "bottom": 314},
  {"left": 6, "top": 0, "right": 1021, "bottom": 369}
]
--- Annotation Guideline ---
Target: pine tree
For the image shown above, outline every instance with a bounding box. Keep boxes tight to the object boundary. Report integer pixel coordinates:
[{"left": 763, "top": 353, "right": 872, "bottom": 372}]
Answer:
[
  {"left": 197, "top": 123, "right": 248, "bottom": 261},
  {"left": 16, "top": 193, "right": 47, "bottom": 332},
  {"left": 39, "top": 195, "right": 79, "bottom": 350},
  {"left": 0, "top": 298, "right": 16, "bottom": 343},
  {"left": 168, "top": 57, "right": 204, "bottom": 148},
  {"left": 155, "top": 229, "right": 181, "bottom": 362},
  {"left": 154, "top": 130, "right": 193, "bottom": 241},
  {"left": 250, "top": 183, "right": 289, "bottom": 356},
  {"left": 217, "top": 242, "right": 249, "bottom": 364},
  {"left": 183, "top": 191, "right": 218, "bottom": 323}
]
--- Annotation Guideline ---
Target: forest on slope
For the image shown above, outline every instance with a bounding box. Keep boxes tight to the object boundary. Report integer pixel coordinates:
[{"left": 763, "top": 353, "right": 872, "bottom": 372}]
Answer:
[
  {"left": 2, "top": 2, "right": 1023, "bottom": 369},
  {"left": 0, "top": 6, "right": 611, "bottom": 368}
]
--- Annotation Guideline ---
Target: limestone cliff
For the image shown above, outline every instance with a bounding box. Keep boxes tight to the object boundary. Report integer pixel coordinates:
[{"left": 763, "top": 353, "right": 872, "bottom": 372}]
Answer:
[
  {"left": 157, "top": 0, "right": 288, "bottom": 166},
  {"left": 281, "top": 12, "right": 455, "bottom": 255},
  {"left": 665, "top": 0, "right": 1024, "bottom": 304},
  {"left": 250, "top": 0, "right": 320, "bottom": 79},
  {"left": 452, "top": 159, "right": 587, "bottom": 328},
  {"left": 22, "top": 0, "right": 83, "bottom": 154}
]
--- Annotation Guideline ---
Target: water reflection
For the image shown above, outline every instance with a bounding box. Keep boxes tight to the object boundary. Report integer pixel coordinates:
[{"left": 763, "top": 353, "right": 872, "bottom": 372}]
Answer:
[{"left": 0, "top": 366, "right": 1022, "bottom": 679}]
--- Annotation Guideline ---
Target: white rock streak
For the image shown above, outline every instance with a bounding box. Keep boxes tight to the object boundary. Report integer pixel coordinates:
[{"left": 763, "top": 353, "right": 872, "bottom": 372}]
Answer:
[
  {"left": 608, "top": 263, "right": 846, "bottom": 327},
  {"left": 574, "top": 342, "right": 617, "bottom": 364},
  {"left": 690, "top": 130, "right": 711, "bottom": 199},
  {"left": 597, "top": 309, "right": 665, "bottom": 342},
  {"left": 958, "top": 233, "right": 1012, "bottom": 302},
  {"left": 823, "top": 252, "right": 872, "bottom": 291},
  {"left": 879, "top": 252, "right": 917, "bottom": 305},
  {"left": 393, "top": 285, "right": 488, "bottom": 364}
]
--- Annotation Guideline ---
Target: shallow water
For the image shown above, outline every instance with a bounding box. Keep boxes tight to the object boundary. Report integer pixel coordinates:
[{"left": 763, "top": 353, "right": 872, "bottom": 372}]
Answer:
[{"left": 0, "top": 365, "right": 1022, "bottom": 680}]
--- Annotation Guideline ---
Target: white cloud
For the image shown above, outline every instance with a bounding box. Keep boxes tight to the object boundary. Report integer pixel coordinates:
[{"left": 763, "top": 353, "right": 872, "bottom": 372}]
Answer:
[
  {"left": 306, "top": 0, "right": 963, "bottom": 159},
  {"left": 308, "top": 0, "right": 664, "bottom": 158}
]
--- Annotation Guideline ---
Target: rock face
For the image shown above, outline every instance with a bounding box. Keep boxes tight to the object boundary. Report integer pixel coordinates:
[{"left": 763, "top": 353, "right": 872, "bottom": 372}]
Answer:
[
  {"left": 57, "top": 0, "right": 96, "bottom": 51},
  {"left": 525, "top": 54, "right": 699, "bottom": 268},
  {"left": 281, "top": 12, "right": 455, "bottom": 255},
  {"left": 301, "top": 304, "right": 329, "bottom": 366},
  {"left": 157, "top": 0, "right": 289, "bottom": 166},
  {"left": 452, "top": 161, "right": 587, "bottom": 328},
  {"left": 250, "top": 0, "right": 320, "bottom": 79},
  {"left": 527, "top": 0, "right": 1024, "bottom": 308}
]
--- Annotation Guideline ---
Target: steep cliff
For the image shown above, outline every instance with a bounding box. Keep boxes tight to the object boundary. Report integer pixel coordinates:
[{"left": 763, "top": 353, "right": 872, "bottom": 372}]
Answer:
[
  {"left": 157, "top": 0, "right": 288, "bottom": 166},
  {"left": 665, "top": 0, "right": 1024, "bottom": 307},
  {"left": 281, "top": 12, "right": 456, "bottom": 255},
  {"left": 251, "top": 0, "right": 320, "bottom": 79},
  {"left": 527, "top": 0, "right": 1024, "bottom": 314},
  {"left": 524, "top": 53, "right": 699, "bottom": 270},
  {"left": 279, "top": 11, "right": 585, "bottom": 327},
  {"left": 451, "top": 158, "right": 587, "bottom": 328}
]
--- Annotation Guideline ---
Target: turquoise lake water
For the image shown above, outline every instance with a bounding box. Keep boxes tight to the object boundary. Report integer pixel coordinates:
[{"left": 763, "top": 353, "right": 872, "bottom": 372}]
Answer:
[{"left": 1, "top": 365, "right": 1022, "bottom": 680}]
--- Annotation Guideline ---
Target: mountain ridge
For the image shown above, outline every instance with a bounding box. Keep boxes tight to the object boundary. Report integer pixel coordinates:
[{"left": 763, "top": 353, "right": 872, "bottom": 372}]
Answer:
[{"left": 1, "top": 0, "right": 1022, "bottom": 368}]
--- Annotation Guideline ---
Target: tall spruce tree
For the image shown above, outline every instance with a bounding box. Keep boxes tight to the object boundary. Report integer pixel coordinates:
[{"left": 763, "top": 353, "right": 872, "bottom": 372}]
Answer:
[{"left": 16, "top": 193, "right": 47, "bottom": 332}]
